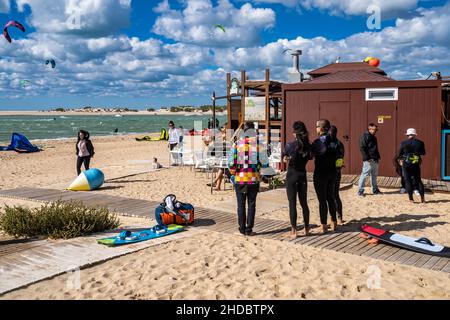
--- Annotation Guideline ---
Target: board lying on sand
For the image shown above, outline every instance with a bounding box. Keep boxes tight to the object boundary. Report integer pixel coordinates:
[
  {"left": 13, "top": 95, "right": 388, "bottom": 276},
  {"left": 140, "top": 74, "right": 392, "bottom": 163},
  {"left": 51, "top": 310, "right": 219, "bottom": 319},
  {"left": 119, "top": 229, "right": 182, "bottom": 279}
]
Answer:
[
  {"left": 98, "top": 224, "right": 184, "bottom": 246},
  {"left": 361, "top": 225, "right": 450, "bottom": 257}
]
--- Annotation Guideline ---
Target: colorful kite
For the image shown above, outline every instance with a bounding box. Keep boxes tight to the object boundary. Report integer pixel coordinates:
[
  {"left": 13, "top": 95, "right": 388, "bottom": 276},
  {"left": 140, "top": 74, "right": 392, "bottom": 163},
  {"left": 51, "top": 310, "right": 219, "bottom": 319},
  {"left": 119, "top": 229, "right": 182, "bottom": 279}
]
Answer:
[{"left": 3, "top": 20, "right": 25, "bottom": 43}]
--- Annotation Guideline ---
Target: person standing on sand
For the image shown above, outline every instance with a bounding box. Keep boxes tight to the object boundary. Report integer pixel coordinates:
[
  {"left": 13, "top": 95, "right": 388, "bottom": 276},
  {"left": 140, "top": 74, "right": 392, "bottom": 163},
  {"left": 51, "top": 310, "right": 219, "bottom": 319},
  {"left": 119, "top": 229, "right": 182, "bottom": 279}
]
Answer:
[
  {"left": 168, "top": 121, "right": 180, "bottom": 165},
  {"left": 76, "top": 130, "right": 94, "bottom": 176},
  {"left": 228, "top": 122, "right": 269, "bottom": 236},
  {"left": 357, "top": 123, "right": 382, "bottom": 197},
  {"left": 282, "top": 121, "right": 312, "bottom": 238},
  {"left": 311, "top": 119, "right": 338, "bottom": 234},
  {"left": 167, "top": 121, "right": 179, "bottom": 151},
  {"left": 329, "top": 125, "right": 345, "bottom": 225},
  {"left": 397, "top": 128, "right": 426, "bottom": 203}
]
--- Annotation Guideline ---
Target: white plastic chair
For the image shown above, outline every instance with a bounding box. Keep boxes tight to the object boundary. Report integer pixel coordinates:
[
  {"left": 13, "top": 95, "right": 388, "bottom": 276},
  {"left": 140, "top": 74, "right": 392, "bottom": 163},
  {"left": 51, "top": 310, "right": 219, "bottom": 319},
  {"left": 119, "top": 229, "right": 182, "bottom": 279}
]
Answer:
[{"left": 181, "top": 149, "right": 194, "bottom": 167}]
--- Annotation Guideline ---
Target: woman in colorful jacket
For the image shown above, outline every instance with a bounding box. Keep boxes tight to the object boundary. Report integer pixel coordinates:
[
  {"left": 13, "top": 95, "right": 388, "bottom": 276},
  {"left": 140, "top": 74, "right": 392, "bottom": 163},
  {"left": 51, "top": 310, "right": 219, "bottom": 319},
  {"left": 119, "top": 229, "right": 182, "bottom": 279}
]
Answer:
[{"left": 228, "top": 122, "right": 269, "bottom": 236}]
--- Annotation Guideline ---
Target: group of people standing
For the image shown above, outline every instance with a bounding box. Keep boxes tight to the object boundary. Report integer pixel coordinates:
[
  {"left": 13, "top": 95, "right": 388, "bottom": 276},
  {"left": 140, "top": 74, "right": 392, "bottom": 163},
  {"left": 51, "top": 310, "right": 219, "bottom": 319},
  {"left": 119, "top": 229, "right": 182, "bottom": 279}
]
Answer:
[
  {"left": 282, "top": 119, "right": 344, "bottom": 237},
  {"left": 73, "top": 117, "right": 426, "bottom": 239},
  {"left": 228, "top": 120, "right": 427, "bottom": 239}
]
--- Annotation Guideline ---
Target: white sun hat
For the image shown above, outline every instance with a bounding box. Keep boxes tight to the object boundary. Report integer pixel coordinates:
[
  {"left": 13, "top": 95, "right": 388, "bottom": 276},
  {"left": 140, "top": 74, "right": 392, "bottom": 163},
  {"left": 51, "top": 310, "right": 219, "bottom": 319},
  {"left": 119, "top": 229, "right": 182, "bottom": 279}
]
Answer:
[{"left": 406, "top": 128, "right": 417, "bottom": 136}]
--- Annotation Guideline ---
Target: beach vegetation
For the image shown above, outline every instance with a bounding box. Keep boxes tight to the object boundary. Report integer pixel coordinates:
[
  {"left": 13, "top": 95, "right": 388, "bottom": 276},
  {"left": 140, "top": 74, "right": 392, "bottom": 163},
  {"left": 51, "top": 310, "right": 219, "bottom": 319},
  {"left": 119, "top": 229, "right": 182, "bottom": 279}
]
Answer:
[{"left": 0, "top": 201, "right": 120, "bottom": 239}]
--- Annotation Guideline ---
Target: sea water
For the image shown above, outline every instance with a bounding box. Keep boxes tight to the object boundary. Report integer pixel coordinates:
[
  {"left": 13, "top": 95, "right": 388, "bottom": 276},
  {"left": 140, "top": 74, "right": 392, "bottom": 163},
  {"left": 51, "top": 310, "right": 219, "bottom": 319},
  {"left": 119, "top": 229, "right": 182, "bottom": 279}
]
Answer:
[{"left": 0, "top": 114, "right": 227, "bottom": 143}]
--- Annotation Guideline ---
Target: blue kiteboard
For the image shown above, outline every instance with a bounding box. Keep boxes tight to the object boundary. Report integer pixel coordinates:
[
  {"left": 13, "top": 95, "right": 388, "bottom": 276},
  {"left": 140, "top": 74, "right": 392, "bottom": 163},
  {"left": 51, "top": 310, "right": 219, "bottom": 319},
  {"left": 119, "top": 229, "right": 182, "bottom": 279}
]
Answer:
[{"left": 97, "top": 224, "right": 184, "bottom": 246}]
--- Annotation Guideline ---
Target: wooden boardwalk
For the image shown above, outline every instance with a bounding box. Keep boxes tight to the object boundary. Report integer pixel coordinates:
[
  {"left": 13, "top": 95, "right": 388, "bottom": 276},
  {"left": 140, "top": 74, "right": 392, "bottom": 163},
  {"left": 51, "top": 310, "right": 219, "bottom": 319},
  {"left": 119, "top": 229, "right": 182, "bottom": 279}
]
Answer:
[
  {"left": 306, "top": 174, "right": 450, "bottom": 193},
  {"left": 0, "top": 228, "right": 207, "bottom": 295},
  {"left": 1, "top": 187, "right": 449, "bottom": 276}
]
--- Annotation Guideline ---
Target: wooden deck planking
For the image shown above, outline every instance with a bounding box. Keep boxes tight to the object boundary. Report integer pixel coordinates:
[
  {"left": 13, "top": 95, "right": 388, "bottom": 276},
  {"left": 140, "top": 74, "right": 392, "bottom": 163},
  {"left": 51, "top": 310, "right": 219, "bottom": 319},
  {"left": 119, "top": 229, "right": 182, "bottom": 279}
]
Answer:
[
  {"left": 421, "top": 256, "right": 442, "bottom": 270},
  {"left": 330, "top": 234, "right": 364, "bottom": 252},
  {"left": 401, "top": 252, "right": 427, "bottom": 267},
  {"left": 376, "top": 246, "right": 402, "bottom": 261},
  {"left": 345, "top": 237, "right": 377, "bottom": 255},
  {"left": 321, "top": 233, "right": 357, "bottom": 251},
  {"left": 1, "top": 187, "right": 449, "bottom": 275},
  {"left": 254, "top": 220, "right": 286, "bottom": 237},
  {"left": 430, "top": 257, "right": 450, "bottom": 272},
  {"left": 441, "top": 260, "right": 450, "bottom": 273},
  {"left": 293, "top": 234, "right": 321, "bottom": 245},
  {"left": 385, "top": 249, "right": 412, "bottom": 263},
  {"left": 339, "top": 237, "right": 368, "bottom": 253},
  {"left": 307, "top": 232, "right": 342, "bottom": 248},
  {"left": 367, "top": 243, "right": 395, "bottom": 259},
  {"left": 394, "top": 250, "right": 418, "bottom": 265},
  {"left": 360, "top": 242, "right": 389, "bottom": 258},
  {"left": 263, "top": 223, "right": 293, "bottom": 240}
]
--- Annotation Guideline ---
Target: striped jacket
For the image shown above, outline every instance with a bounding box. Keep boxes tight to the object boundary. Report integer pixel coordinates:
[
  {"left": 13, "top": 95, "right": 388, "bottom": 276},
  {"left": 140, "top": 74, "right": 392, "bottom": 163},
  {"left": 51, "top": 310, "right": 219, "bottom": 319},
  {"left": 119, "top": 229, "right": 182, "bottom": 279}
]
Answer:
[{"left": 228, "top": 136, "right": 269, "bottom": 185}]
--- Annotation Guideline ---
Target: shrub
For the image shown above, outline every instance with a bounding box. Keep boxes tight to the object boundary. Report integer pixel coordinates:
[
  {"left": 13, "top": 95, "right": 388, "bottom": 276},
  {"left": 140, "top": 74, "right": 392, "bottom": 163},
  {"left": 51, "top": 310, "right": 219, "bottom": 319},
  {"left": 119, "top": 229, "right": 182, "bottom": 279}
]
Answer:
[{"left": 0, "top": 201, "right": 120, "bottom": 239}]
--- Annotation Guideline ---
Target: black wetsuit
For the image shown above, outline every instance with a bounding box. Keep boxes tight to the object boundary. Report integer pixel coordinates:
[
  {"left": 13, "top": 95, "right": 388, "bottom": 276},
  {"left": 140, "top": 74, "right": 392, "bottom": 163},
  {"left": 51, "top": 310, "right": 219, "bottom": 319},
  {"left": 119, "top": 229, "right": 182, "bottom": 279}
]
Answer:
[
  {"left": 282, "top": 140, "right": 312, "bottom": 229},
  {"left": 332, "top": 138, "right": 345, "bottom": 220},
  {"left": 398, "top": 138, "right": 426, "bottom": 199},
  {"left": 312, "top": 134, "right": 338, "bottom": 225}
]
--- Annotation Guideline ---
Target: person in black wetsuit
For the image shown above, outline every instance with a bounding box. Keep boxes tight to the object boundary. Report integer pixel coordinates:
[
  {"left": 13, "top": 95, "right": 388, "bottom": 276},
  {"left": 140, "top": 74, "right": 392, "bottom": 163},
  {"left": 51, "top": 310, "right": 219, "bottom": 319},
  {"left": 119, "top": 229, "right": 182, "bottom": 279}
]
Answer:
[
  {"left": 329, "top": 126, "right": 345, "bottom": 225},
  {"left": 397, "top": 128, "right": 426, "bottom": 203},
  {"left": 311, "top": 119, "right": 339, "bottom": 234},
  {"left": 282, "top": 121, "right": 312, "bottom": 239}
]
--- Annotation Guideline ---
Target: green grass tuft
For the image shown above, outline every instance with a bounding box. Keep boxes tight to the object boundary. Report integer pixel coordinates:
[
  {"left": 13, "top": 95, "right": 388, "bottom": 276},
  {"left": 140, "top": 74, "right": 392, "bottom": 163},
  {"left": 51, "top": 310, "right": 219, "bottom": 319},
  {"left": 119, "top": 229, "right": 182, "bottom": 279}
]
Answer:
[{"left": 0, "top": 201, "right": 120, "bottom": 239}]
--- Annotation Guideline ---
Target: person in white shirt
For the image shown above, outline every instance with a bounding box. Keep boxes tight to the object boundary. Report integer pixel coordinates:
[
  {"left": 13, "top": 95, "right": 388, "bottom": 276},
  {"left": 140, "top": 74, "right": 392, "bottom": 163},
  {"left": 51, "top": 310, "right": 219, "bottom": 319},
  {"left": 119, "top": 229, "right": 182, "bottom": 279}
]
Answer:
[{"left": 168, "top": 121, "right": 180, "bottom": 150}]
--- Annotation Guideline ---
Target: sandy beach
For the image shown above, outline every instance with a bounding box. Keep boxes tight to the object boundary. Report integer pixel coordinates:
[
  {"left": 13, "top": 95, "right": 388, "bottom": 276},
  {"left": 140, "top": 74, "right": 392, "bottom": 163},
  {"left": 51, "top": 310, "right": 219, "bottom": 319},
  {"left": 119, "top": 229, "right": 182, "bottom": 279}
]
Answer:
[{"left": 1, "top": 134, "right": 450, "bottom": 299}]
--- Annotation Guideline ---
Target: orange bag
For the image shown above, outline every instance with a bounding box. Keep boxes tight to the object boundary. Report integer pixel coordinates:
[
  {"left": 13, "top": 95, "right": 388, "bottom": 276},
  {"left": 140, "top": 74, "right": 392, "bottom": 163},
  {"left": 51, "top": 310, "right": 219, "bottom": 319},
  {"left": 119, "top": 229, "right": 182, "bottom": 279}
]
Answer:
[{"left": 155, "top": 195, "right": 194, "bottom": 226}]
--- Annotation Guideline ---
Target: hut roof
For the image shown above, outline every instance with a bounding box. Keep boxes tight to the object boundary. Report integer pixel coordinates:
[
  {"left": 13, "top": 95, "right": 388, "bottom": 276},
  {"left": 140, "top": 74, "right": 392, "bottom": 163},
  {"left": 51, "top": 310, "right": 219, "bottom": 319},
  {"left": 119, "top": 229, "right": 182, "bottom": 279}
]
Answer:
[
  {"left": 308, "top": 70, "right": 391, "bottom": 83},
  {"left": 308, "top": 62, "right": 387, "bottom": 78}
]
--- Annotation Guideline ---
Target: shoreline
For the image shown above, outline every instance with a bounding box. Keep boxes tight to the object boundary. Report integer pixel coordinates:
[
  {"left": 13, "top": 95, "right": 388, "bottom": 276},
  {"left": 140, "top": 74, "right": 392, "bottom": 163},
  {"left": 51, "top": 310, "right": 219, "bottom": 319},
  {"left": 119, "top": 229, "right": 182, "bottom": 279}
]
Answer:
[
  {"left": 1, "top": 132, "right": 162, "bottom": 145},
  {"left": 0, "top": 111, "right": 226, "bottom": 117}
]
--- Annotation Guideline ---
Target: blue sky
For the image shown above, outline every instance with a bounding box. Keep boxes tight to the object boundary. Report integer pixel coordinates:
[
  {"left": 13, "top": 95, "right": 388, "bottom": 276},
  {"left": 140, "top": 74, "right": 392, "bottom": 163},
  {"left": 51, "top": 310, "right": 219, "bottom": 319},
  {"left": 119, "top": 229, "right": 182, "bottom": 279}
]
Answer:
[{"left": 0, "top": 0, "right": 449, "bottom": 110}]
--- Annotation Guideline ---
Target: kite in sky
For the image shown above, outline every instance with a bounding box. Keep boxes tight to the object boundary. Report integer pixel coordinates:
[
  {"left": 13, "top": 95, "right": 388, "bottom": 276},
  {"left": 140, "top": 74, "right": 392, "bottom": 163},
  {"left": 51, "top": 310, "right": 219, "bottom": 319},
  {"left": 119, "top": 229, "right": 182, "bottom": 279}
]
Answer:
[
  {"left": 3, "top": 20, "right": 25, "bottom": 43},
  {"left": 214, "top": 24, "right": 226, "bottom": 33},
  {"left": 45, "top": 59, "right": 56, "bottom": 69},
  {"left": 20, "top": 80, "right": 31, "bottom": 88}
]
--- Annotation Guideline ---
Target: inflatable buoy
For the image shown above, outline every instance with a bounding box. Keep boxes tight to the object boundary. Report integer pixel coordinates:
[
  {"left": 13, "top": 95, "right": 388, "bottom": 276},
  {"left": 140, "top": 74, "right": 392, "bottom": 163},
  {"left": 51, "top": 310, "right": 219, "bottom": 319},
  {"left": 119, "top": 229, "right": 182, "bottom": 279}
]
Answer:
[
  {"left": 368, "top": 58, "right": 380, "bottom": 67},
  {"left": 68, "top": 168, "right": 105, "bottom": 191},
  {"left": 363, "top": 56, "right": 381, "bottom": 67}
]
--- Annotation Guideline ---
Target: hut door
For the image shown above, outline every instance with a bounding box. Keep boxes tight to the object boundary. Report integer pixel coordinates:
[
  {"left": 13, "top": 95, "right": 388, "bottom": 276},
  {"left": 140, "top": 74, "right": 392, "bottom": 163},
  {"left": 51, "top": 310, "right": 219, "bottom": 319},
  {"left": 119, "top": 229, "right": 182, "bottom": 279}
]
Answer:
[
  {"left": 367, "top": 101, "right": 397, "bottom": 177},
  {"left": 319, "top": 102, "right": 351, "bottom": 174}
]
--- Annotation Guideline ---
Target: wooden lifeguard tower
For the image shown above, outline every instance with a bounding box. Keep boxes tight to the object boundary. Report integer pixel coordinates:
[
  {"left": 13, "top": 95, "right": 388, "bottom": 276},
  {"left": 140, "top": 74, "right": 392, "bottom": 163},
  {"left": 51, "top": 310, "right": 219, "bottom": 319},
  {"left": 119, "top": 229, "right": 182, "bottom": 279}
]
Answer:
[{"left": 225, "top": 69, "right": 283, "bottom": 146}]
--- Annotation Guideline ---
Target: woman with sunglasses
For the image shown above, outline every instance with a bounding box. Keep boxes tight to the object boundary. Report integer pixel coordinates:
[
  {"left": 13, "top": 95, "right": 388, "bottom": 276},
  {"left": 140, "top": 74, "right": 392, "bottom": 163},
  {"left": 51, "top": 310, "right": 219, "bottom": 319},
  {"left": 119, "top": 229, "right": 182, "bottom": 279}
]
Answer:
[{"left": 167, "top": 121, "right": 180, "bottom": 151}]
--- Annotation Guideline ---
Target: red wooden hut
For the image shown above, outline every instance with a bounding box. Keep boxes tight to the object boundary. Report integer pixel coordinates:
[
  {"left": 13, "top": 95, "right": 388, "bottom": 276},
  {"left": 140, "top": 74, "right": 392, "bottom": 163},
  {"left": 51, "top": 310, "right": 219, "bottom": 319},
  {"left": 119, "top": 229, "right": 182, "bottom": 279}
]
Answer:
[{"left": 282, "top": 62, "right": 446, "bottom": 180}]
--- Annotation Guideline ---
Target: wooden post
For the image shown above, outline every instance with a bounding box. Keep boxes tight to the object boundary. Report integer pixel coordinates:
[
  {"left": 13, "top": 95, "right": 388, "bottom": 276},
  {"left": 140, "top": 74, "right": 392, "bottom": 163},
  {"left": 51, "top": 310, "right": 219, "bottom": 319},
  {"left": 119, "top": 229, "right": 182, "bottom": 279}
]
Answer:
[
  {"left": 265, "top": 68, "right": 270, "bottom": 146},
  {"left": 226, "top": 73, "right": 231, "bottom": 129},
  {"left": 211, "top": 91, "right": 216, "bottom": 195},
  {"left": 240, "top": 70, "right": 246, "bottom": 125}
]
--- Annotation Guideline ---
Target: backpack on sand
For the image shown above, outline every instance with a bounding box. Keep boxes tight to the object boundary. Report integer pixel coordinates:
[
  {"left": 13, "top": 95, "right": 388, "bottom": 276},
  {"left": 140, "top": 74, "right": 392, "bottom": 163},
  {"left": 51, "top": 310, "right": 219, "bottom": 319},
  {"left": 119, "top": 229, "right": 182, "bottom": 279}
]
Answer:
[{"left": 154, "top": 194, "right": 195, "bottom": 226}]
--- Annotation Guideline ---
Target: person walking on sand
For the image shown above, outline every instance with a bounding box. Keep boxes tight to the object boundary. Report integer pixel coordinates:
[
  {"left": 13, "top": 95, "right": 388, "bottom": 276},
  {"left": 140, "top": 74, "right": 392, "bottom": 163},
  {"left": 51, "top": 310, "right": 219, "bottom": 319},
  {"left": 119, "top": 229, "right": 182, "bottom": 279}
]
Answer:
[
  {"left": 282, "top": 121, "right": 312, "bottom": 238},
  {"left": 398, "top": 128, "right": 426, "bottom": 203},
  {"left": 311, "top": 119, "right": 339, "bottom": 234},
  {"left": 168, "top": 121, "right": 180, "bottom": 165},
  {"left": 357, "top": 123, "right": 382, "bottom": 197},
  {"left": 228, "top": 122, "right": 269, "bottom": 236},
  {"left": 329, "top": 125, "right": 345, "bottom": 225},
  {"left": 76, "top": 130, "right": 94, "bottom": 176}
]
